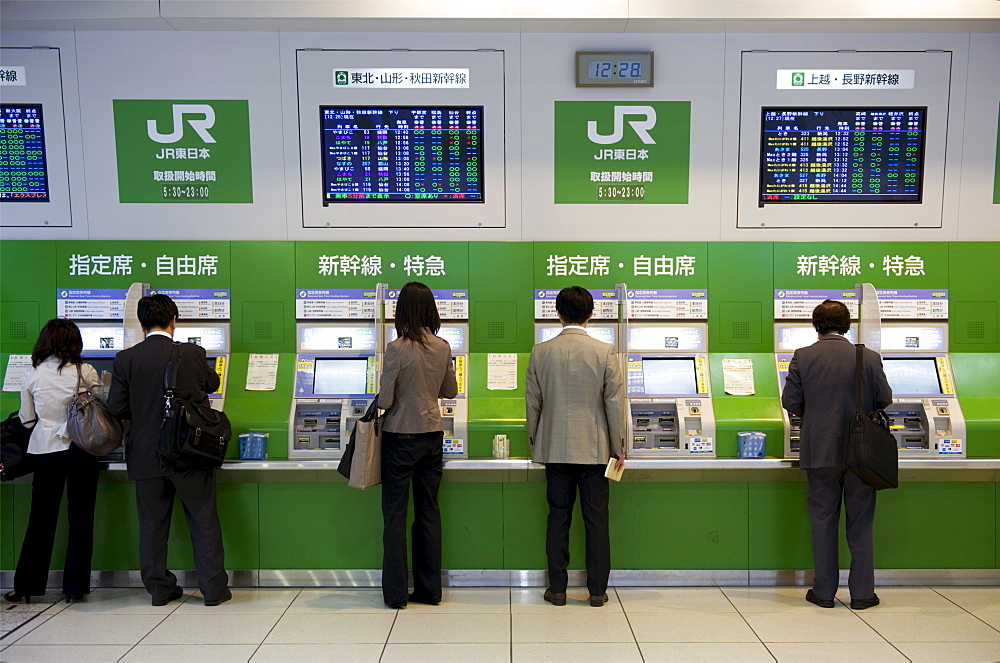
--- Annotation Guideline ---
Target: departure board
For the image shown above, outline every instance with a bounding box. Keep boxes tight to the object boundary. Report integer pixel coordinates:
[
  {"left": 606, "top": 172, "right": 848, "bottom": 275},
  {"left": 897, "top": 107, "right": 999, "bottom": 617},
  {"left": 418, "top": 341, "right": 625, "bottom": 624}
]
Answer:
[
  {"left": 320, "top": 106, "right": 483, "bottom": 203},
  {"left": 759, "top": 107, "right": 926, "bottom": 204},
  {"left": 0, "top": 104, "right": 50, "bottom": 202}
]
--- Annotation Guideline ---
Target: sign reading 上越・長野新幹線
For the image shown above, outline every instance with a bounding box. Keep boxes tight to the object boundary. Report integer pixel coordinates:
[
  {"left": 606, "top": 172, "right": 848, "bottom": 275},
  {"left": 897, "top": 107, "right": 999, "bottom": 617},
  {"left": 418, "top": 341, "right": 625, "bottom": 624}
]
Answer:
[
  {"left": 554, "top": 101, "right": 690, "bottom": 204},
  {"left": 113, "top": 100, "right": 252, "bottom": 203}
]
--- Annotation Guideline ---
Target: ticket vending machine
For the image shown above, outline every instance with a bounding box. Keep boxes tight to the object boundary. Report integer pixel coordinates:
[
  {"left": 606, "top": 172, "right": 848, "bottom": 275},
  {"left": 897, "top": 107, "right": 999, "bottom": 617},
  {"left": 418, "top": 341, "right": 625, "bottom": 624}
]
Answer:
[
  {"left": 879, "top": 323, "right": 966, "bottom": 457},
  {"left": 625, "top": 324, "right": 716, "bottom": 457},
  {"left": 289, "top": 324, "right": 379, "bottom": 459},
  {"left": 173, "top": 323, "right": 231, "bottom": 411},
  {"left": 386, "top": 324, "right": 470, "bottom": 458},
  {"left": 774, "top": 323, "right": 857, "bottom": 457}
]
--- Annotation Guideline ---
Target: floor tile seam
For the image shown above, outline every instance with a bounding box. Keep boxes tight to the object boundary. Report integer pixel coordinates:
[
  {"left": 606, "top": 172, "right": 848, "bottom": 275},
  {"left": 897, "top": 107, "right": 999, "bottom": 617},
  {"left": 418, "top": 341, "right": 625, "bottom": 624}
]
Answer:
[
  {"left": 0, "top": 613, "right": 51, "bottom": 645},
  {"left": 252, "top": 588, "right": 302, "bottom": 659},
  {"left": 379, "top": 603, "right": 401, "bottom": 661},
  {"left": 724, "top": 587, "right": 768, "bottom": 647},
  {"left": 609, "top": 590, "right": 642, "bottom": 652},
  {"left": 509, "top": 588, "right": 514, "bottom": 663},
  {"left": 927, "top": 585, "right": 985, "bottom": 615},
  {"left": 967, "top": 610, "right": 1000, "bottom": 634}
]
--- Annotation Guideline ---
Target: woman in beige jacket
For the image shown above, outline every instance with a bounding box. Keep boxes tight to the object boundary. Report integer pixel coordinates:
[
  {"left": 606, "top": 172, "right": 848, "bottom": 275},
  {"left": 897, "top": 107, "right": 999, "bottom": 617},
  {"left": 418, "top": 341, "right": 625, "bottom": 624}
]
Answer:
[{"left": 379, "top": 282, "right": 457, "bottom": 609}]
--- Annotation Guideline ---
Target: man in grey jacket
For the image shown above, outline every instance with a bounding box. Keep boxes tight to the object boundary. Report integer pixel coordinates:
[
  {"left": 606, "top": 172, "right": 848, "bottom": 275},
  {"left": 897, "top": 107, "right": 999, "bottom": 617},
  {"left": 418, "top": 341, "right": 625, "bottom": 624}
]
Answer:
[
  {"left": 782, "top": 299, "right": 892, "bottom": 611},
  {"left": 526, "top": 286, "right": 626, "bottom": 608}
]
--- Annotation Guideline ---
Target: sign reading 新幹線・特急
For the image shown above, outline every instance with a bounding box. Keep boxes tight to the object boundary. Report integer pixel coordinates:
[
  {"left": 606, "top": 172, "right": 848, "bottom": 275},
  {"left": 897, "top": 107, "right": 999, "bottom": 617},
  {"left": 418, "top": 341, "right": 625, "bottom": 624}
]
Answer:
[
  {"left": 554, "top": 101, "right": 690, "bottom": 204},
  {"left": 113, "top": 100, "right": 252, "bottom": 203}
]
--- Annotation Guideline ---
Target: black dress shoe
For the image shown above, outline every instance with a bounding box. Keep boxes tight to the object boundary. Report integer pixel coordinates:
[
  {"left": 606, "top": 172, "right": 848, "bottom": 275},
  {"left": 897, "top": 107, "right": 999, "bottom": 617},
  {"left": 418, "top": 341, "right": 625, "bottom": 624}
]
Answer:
[
  {"left": 385, "top": 600, "right": 407, "bottom": 609},
  {"left": 3, "top": 590, "right": 30, "bottom": 603},
  {"left": 850, "top": 594, "right": 880, "bottom": 610},
  {"left": 806, "top": 589, "right": 835, "bottom": 608},
  {"left": 204, "top": 590, "right": 232, "bottom": 607},
  {"left": 543, "top": 589, "right": 567, "bottom": 606},
  {"left": 408, "top": 593, "right": 440, "bottom": 606},
  {"left": 152, "top": 586, "right": 184, "bottom": 606},
  {"left": 65, "top": 593, "right": 85, "bottom": 603}
]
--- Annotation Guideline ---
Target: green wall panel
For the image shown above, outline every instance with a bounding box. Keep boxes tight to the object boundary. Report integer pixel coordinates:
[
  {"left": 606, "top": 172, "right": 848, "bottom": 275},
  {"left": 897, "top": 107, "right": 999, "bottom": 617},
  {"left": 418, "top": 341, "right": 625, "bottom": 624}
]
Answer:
[
  {"left": 614, "top": 482, "right": 750, "bottom": 570},
  {"left": 258, "top": 483, "right": 383, "bottom": 569},
  {"left": 223, "top": 353, "right": 296, "bottom": 458},
  {"left": 875, "top": 482, "right": 996, "bottom": 569},
  {"left": 231, "top": 242, "right": 296, "bottom": 353},
  {"left": 467, "top": 352, "right": 530, "bottom": 458},
  {"left": 708, "top": 243, "right": 773, "bottom": 353},
  {"left": 502, "top": 481, "right": 585, "bottom": 570},
  {"left": 710, "top": 353, "right": 782, "bottom": 457},
  {"left": 440, "top": 482, "right": 505, "bottom": 569},
  {"left": 1, "top": 241, "right": 56, "bottom": 353},
  {"left": 950, "top": 242, "right": 1000, "bottom": 353},
  {"left": 749, "top": 482, "right": 812, "bottom": 570},
  {"left": 469, "top": 242, "right": 534, "bottom": 354}
]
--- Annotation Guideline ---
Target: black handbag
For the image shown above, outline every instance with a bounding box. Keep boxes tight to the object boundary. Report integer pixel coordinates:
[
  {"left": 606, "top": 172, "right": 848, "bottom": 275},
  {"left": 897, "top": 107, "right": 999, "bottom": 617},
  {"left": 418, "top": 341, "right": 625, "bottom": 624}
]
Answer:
[
  {"left": 158, "top": 343, "right": 231, "bottom": 468},
  {"left": 845, "top": 344, "right": 899, "bottom": 490},
  {"left": 1, "top": 411, "right": 37, "bottom": 481}
]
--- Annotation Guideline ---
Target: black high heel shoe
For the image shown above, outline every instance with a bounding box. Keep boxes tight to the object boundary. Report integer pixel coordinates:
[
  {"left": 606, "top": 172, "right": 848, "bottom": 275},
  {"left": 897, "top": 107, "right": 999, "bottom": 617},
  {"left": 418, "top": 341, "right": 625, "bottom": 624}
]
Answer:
[{"left": 4, "top": 590, "right": 30, "bottom": 603}]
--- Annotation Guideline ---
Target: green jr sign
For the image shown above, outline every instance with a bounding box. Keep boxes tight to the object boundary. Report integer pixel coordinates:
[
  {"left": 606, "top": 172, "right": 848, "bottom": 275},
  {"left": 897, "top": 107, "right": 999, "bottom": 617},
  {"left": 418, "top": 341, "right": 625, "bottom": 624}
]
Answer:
[
  {"left": 113, "top": 99, "right": 253, "bottom": 203},
  {"left": 554, "top": 101, "right": 690, "bottom": 204}
]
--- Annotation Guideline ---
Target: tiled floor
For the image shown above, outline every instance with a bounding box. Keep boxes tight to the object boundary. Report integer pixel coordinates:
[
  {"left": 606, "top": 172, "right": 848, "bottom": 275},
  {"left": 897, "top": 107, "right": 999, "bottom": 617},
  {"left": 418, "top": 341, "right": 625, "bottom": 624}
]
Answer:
[{"left": 2, "top": 586, "right": 999, "bottom": 661}]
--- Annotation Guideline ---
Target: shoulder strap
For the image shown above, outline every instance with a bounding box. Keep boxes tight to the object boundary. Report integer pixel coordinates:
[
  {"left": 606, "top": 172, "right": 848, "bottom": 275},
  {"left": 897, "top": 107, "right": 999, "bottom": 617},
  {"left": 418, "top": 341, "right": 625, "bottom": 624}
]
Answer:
[
  {"left": 75, "top": 364, "right": 85, "bottom": 394},
  {"left": 164, "top": 342, "right": 181, "bottom": 397},
  {"left": 854, "top": 344, "right": 864, "bottom": 413}
]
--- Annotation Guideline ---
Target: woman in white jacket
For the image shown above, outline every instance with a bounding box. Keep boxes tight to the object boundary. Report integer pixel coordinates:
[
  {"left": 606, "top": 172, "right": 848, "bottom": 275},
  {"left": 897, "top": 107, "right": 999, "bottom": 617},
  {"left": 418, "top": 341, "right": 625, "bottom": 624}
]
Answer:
[{"left": 5, "top": 319, "right": 100, "bottom": 604}]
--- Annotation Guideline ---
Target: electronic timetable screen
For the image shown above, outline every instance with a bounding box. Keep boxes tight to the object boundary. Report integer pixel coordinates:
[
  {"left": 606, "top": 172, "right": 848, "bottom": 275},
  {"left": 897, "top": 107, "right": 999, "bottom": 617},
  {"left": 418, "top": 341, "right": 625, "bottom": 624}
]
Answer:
[
  {"left": 759, "top": 107, "right": 926, "bottom": 204},
  {"left": 882, "top": 358, "right": 942, "bottom": 396},
  {"left": 320, "top": 106, "right": 483, "bottom": 203},
  {"left": 313, "top": 358, "right": 370, "bottom": 395},
  {"left": 0, "top": 104, "right": 50, "bottom": 202}
]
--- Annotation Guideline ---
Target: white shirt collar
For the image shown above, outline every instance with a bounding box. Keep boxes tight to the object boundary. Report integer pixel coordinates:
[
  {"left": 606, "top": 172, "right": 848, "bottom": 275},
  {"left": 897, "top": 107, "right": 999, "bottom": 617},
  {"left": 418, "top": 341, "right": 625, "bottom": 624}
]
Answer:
[
  {"left": 562, "top": 325, "right": 588, "bottom": 332},
  {"left": 146, "top": 330, "right": 173, "bottom": 339}
]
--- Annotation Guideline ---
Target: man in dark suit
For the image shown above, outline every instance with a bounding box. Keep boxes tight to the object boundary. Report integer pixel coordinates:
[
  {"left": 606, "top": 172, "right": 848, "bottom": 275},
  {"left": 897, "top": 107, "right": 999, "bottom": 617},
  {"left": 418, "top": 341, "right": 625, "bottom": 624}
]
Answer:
[
  {"left": 782, "top": 300, "right": 891, "bottom": 611},
  {"left": 108, "top": 294, "right": 231, "bottom": 607}
]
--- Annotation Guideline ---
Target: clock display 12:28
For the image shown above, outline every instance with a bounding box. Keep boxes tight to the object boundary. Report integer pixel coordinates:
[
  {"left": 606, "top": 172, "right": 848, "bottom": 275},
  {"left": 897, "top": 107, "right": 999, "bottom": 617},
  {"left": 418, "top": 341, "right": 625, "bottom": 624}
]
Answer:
[{"left": 576, "top": 51, "right": 654, "bottom": 87}]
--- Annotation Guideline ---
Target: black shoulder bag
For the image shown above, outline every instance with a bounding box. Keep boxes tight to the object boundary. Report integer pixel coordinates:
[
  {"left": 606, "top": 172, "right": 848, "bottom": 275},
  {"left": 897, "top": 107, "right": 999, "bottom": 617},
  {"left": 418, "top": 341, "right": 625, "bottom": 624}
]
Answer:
[
  {"left": 1, "top": 412, "right": 37, "bottom": 481},
  {"left": 845, "top": 344, "right": 898, "bottom": 490},
  {"left": 158, "top": 342, "right": 231, "bottom": 468}
]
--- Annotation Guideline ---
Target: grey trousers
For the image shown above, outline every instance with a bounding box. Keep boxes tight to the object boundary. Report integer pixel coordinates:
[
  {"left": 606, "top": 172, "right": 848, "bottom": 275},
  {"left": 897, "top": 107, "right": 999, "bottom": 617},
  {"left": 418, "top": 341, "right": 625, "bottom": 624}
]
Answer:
[{"left": 806, "top": 467, "right": 877, "bottom": 601}]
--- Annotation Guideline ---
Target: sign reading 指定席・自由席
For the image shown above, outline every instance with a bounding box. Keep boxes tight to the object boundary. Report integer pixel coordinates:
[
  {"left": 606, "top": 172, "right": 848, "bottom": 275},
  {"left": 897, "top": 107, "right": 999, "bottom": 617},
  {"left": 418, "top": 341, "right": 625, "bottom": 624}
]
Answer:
[
  {"left": 554, "top": 101, "right": 690, "bottom": 204},
  {"left": 113, "top": 100, "right": 252, "bottom": 203}
]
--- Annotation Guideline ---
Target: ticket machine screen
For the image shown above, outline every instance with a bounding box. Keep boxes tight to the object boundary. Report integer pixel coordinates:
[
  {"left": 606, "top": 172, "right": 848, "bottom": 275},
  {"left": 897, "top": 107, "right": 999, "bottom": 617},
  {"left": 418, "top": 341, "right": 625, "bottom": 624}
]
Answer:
[
  {"left": 882, "top": 358, "right": 943, "bottom": 396},
  {"left": 537, "top": 325, "right": 616, "bottom": 345},
  {"left": 80, "top": 327, "right": 124, "bottom": 352},
  {"left": 314, "top": 358, "right": 369, "bottom": 395},
  {"left": 641, "top": 358, "right": 699, "bottom": 395}
]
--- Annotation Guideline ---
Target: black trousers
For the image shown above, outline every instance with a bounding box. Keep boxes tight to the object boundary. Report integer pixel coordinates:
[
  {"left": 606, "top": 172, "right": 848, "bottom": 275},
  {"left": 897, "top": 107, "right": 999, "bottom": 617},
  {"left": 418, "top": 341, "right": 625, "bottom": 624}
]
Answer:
[
  {"left": 806, "top": 467, "right": 877, "bottom": 601},
  {"left": 381, "top": 431, "right": 443, "bottom": 606},
  {"left": 13, "top": 444, "right": 100, "bottom": 596},
  {"left": 134, "top": 467, "right": 229, "bottom": 604},
  {"left": 545, "top": 463, "right": 611, "bottom": 596}
]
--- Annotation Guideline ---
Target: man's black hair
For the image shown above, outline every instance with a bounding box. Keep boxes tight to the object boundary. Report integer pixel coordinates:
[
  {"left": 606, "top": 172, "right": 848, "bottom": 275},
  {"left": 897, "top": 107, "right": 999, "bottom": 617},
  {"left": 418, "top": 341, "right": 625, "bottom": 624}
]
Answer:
[
  {"left": 812, "top": 299, "right": 851, "bottom": 335},
  {"left": 137, "top": 294, "right": 179, "bottom": 331},
  {"left": 555, "top": 286, "right": 594, "bottom": 325}
]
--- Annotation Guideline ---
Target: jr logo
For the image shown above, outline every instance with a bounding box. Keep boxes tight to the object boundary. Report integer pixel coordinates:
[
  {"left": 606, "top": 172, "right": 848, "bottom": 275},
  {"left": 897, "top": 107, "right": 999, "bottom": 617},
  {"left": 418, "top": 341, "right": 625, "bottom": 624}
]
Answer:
[
  {"left": 586, "top": 105, "right": 657, "bottom": 145},
  {"left": 146, "top": 104, "right": 217, "bottom": 144}
]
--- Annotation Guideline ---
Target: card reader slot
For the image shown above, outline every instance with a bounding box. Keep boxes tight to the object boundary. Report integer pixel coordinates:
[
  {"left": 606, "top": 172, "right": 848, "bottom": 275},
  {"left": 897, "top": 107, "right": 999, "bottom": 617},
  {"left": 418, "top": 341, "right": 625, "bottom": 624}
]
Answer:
[{"left": 657, "top": 417, "right": 675, "bottom": 426}]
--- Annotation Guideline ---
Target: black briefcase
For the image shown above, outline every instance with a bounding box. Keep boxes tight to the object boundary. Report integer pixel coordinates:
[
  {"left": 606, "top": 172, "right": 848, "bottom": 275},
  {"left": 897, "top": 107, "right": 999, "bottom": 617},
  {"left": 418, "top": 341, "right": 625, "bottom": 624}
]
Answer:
[
  {"left": 845, "top": 345, "right": 898, "bottom": 490},
  {"left": 1, "top": 411, "right": 36, "bottom": 481}
]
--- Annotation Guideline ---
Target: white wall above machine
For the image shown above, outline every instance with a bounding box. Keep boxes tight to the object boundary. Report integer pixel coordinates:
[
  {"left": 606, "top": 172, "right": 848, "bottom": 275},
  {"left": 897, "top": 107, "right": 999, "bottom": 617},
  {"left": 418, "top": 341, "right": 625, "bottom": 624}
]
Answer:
[{"left": 1, "top": 0, "right": 998, "bottom": 33}]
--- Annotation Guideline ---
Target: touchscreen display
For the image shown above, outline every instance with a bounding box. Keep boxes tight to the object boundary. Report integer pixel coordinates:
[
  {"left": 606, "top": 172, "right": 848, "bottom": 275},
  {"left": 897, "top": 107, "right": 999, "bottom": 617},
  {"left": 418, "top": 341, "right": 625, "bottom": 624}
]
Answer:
[
  {"left": 313, "top": 358, "right": 369, "bottom": 395},
  {"left": 882, "top": 358, "right": 941, "bottom": 395},
  {"left": 641, "top": 358, "right": 699, "bottom": 395}
]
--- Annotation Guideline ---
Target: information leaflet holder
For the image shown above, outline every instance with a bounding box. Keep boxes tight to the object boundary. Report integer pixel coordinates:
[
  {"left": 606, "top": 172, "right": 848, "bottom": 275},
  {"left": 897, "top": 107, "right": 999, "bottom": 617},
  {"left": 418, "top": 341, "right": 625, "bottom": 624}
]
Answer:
[{"left": 173, "top": 322, "right": 231, "bottom": 411}]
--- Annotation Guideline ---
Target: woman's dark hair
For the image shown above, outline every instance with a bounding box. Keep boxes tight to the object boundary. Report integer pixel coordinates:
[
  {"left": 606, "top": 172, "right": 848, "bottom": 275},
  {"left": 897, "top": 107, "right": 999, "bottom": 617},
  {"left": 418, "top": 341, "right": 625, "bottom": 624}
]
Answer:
[
  {"left": 394, "top": 282, "right": 441, "bottom": 345},
  {"left": 31, "top": 318, "right": 84, "bottom": 371},
  {"left": 556, "top": 286, "right": 594, "bottom": 325},
  {"left": 812, "top": 299, "right": 852, "bottom": 335},
  {"left": 137, "top": 294, "right": 179, "bottom": 331}
]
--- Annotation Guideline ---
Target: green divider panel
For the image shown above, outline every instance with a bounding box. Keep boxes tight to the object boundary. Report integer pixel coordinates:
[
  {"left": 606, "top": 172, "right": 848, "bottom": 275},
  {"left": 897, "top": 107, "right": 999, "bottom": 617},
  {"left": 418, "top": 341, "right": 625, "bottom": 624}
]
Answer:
[
  {"left": 950, "top": 242, "right": 1000, "bottom": 353},
  {"left": 223, "top": 353, "right": 296, "bottom": 459},
  {"left": 232, "top": 242, "right": 296, "bottom": 353},
  {"left": 710, "top": 353, "right": 783, "bottom": 457},
  {"left": 440, "top": 483, "right": 505, "bottom": 569},
  {"left": 467, "top": 352, "right": 530, "bottom": 458},
  {"left": 469, "top": 242, "right": 534, "bottom": 354},
  {"left": 166, "top": 483, "right": 260, "bottom": 571},
  {"left": 748, "top": 481, "right": 812, "bottom": 570},
  {"left": 0, "top": 484, "right": 14, "bottom": 569},
  {"left": 614, "top": 482, "right": 750, "bottom": 570},
  {"left": 709, "top": 243, "right": 773, "bottom": 353}
]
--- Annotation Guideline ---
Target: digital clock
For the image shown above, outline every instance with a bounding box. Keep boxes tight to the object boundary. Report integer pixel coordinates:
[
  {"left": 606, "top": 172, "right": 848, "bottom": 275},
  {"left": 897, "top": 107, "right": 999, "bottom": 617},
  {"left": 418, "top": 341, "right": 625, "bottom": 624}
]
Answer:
[{"left": 576, "top": 51, "right": 654, "bottom": 87}]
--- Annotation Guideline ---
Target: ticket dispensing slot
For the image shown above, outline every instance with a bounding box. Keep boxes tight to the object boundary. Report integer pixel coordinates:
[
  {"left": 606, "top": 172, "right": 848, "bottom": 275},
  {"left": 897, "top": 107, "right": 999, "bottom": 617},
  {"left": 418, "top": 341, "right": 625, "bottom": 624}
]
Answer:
[
  {"left": 881, "top": 353, "right": 965, "bottom": 457},
  {"left": 175, "top": 323, "right": 231, "bottom": 411},
  {"left": 386, "top": 324, "right": 470, "bottom": 458},
  {"left": 290, "top": 324, "right": 378, "bottom": 459}
]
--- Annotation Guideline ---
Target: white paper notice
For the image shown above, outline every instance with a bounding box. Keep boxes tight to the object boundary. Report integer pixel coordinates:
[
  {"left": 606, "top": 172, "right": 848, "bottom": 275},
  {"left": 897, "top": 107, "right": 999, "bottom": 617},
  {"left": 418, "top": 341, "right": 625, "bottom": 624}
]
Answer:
[
  {"left": 722, "top": 358, "right": 755, "bottom": 395},
  {"left": 487, "top": 353, "right": 518, "bottom": 390},
  {"left": 2, "top": 355, "right": 32, "bottom": 392},
  {"left": 245, "top": 354, "right": 279, "bottom": 391}
]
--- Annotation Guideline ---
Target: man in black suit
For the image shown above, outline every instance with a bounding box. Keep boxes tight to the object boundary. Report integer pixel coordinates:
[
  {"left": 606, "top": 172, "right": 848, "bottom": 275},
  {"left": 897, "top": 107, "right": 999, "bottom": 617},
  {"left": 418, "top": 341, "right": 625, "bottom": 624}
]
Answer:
[
  {"left": 782, "top": 300, "right": 892, "bottom": 611},
  {"left": 108, "top": 294, "right": 231, "bottom": 607}
]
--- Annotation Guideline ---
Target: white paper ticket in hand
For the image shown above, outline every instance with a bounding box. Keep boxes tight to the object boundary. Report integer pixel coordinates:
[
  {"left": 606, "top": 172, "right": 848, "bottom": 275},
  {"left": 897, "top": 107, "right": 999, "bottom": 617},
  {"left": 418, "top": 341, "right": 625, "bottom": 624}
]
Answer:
[{"left": 605, "top": 457, "right": 625, "bottom": 482}]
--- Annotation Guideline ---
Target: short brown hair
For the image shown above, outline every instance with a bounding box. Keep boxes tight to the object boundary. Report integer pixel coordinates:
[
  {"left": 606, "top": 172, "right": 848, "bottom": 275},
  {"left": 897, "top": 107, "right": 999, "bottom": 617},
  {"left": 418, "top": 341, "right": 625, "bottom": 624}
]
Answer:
[
  {"left": 31, "top": 318, "right": 83, "bottom": 371},
  {"left": 812, "top": 299, "right": 851, "bottom": 335}
]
